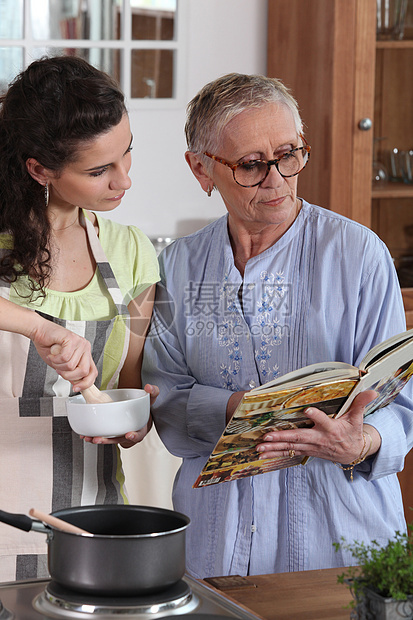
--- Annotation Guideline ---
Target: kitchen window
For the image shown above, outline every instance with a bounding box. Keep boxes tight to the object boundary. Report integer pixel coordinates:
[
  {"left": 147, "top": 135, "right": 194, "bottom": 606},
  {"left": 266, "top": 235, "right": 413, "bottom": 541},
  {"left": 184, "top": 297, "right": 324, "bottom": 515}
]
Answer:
[{"left": 0, "top": 0, "right": 185, "bottom": 107}]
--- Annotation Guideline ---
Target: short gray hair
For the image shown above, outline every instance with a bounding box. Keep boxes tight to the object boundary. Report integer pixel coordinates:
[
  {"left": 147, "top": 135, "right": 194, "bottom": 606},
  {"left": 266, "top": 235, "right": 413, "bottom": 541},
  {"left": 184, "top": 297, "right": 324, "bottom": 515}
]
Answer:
[{"left": 185, "top": 73, "right": 303, "bottom": 167}]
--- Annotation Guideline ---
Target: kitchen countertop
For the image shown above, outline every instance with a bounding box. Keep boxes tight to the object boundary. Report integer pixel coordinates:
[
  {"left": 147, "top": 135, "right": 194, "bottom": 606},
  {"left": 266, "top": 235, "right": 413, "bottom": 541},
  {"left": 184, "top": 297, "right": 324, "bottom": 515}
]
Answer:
[{"left": 202, "top": 568, "right": 353, "bottom": 620}]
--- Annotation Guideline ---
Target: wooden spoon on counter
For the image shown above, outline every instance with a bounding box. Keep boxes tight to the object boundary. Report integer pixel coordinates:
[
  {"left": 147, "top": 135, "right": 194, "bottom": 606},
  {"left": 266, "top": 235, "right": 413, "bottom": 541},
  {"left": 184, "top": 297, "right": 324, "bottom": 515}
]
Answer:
[
  {"left": 29, "top": 508, "right": 91, "bottom": 535},
  {"left": 50, "top": 344, "right": 113, "bottom": 404}
]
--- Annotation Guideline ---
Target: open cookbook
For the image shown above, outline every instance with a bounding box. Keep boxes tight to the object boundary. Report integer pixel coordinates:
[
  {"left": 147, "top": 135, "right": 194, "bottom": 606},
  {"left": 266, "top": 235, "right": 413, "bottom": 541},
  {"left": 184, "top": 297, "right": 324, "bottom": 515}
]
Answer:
[{"left": 193, "top": 328, "right": 413, "bottom": 488}]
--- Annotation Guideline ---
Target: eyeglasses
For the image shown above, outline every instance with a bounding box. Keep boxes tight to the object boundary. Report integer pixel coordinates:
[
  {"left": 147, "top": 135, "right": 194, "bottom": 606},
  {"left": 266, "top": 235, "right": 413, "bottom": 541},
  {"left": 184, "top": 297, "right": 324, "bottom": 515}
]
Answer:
[{"left": 203, "top": 140, "right": 311, "bottom": 188}]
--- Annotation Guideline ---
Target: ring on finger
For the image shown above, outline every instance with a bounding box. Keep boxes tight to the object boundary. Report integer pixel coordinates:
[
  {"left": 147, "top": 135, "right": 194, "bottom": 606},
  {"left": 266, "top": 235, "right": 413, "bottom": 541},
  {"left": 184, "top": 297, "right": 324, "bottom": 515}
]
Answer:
[{"left": 289, "top": 449, "right": 296, "bottom": 458}]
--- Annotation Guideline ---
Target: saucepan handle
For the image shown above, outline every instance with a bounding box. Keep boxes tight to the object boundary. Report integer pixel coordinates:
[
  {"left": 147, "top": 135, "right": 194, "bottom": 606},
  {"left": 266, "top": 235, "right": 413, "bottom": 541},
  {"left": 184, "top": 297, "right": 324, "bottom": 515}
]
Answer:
[{"left": 0, "top": 508, "right": 48, "bottom": 534}]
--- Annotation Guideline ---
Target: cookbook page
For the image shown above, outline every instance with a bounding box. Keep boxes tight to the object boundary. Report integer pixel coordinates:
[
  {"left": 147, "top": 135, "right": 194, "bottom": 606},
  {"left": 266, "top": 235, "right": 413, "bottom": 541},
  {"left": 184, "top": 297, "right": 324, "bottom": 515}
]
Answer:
[
  {"left": 336, "top": 354, "right": 413, "bottom": 419},
  {"left": 250, "top": 363, "right": 357, "bottom": 393},
  {"left": 360, "top": 327, "right": 413, "bottom": 372},
  {"left": 193, "top": 377, "right": 358, "bottom": 487}
]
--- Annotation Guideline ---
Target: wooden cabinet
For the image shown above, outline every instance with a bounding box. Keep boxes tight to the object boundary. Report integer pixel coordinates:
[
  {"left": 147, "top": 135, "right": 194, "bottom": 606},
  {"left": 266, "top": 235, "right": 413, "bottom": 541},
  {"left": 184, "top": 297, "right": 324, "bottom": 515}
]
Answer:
[
  {"left": 267, "top": 0, "right": 413, "bottom": 289},
  {"left": 267, "top": 0, "right": 413, "bottom": 519},
  {"left": 267, "top": 0, "right": 376, "bottom": 225},
  {"left": 373, "top": 40, "right": 413, "bottom": 317}
]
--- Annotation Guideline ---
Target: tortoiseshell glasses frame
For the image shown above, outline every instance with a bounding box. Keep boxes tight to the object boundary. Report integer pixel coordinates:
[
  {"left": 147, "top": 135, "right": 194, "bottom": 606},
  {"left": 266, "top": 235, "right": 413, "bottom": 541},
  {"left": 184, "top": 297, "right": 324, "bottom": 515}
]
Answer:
[{"left": 203, "top": 135, "right": 311, "bottom": 188}]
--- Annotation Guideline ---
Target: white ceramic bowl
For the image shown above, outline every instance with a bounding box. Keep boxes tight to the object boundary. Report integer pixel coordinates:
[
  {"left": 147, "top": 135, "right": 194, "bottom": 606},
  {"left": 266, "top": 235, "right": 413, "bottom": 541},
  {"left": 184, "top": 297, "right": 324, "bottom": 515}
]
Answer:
[{"left": 66, "top": 389, "right": 150, "bottom": 437}]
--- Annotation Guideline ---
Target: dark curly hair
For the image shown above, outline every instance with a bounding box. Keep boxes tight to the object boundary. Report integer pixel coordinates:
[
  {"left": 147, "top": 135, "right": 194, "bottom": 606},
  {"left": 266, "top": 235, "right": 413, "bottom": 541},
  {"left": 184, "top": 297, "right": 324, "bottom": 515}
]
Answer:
[{"left": 0, "top": 55, "right": 127, "bottom": 297}]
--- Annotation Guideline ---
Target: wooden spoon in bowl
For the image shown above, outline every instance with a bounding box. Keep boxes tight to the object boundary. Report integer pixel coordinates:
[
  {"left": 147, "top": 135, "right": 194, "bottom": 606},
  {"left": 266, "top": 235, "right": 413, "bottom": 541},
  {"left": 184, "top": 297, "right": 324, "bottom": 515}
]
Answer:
[
  {"left": 50, "top": 345, "right": 113, "bottom": 404},
  {"left": 80, "top": 384, "right": 113, "bottom": 404}
]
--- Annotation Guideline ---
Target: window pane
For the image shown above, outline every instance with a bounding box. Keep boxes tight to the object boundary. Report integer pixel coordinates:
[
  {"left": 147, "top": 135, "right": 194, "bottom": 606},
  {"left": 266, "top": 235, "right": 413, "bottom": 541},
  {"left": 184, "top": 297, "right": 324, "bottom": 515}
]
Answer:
[
  {"left": 0, "top": 0, "right": 23, "bottom": 39},
  {"left": 0, "top": 47, "right": 23, "bottom": 93},
  {"left": 131, "top": 49, "right": 173, "bottom": 98},
  {"left": 31, "top": 48, "right": 121, "bottom": 84},
  {"left": 31, "top": 0, "right": 120, "bottom": 41},
  {"left": 130, "top": 0, "right": 176, "bottom": 41}
]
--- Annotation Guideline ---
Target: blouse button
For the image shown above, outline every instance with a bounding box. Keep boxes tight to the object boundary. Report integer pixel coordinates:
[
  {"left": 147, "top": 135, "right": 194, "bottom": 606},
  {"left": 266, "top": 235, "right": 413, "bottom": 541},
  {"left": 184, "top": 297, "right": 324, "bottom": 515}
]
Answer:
[{"left": 249, "top": 380, "right": 257, "bottom": 389}]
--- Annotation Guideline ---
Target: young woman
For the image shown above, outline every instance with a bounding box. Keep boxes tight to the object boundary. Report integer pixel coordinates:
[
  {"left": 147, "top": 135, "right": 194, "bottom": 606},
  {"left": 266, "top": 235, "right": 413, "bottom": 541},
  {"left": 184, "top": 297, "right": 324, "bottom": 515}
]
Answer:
[{"left": 0, "top": 55, "right": 159, "bottom": 581}]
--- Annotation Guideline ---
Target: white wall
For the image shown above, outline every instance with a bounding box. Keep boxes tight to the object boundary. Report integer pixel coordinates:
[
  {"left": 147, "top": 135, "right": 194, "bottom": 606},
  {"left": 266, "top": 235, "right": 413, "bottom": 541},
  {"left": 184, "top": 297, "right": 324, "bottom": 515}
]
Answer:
[{"left": 120, "top": 0, "right": 268, "bottom": 509}]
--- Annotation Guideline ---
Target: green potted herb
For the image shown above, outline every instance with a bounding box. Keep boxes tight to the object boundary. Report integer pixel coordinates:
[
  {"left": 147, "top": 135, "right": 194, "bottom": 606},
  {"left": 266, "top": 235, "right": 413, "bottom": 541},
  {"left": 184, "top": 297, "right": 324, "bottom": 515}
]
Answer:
[{"left": 334, "top": 526, "right": 413, "bottom": 619}]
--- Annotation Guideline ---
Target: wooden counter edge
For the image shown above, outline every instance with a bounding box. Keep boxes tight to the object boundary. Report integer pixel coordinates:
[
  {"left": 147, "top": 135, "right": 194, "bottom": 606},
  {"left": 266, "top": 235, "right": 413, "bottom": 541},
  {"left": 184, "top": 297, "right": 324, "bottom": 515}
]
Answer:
[{"left": 199, "top": 577, "right": 266, "bottom": 620}]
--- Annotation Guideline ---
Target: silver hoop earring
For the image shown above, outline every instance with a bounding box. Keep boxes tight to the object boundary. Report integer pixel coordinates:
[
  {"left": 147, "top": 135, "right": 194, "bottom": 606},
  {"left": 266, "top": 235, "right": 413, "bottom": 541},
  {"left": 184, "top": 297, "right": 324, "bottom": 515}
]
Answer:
[
  {"left": 44, "top": 182, "right": 49, "bottom": 207},
  {"left": 207, "top": 186, "right": 212, "bottom": 197}
]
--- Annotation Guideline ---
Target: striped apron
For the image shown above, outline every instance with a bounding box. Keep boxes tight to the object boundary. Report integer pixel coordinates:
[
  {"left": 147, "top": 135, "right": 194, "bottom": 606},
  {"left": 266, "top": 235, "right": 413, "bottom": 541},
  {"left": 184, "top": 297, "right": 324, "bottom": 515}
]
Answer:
[{"left": 0, "top": 212, "right": 130, "bottom": 581}]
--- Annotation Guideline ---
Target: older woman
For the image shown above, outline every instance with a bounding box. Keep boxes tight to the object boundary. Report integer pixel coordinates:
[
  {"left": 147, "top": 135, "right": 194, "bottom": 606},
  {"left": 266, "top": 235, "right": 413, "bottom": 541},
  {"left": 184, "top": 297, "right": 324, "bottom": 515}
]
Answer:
[{"left": 142, "top": 73, "right": 413, "bottom": 578}]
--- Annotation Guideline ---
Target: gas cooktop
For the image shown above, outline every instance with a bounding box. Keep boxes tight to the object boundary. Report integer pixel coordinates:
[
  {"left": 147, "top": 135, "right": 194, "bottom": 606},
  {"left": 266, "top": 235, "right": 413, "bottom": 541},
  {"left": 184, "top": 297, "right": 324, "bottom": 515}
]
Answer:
[{"left": 0, "top": 574, "right": 262, "bottom": 620}]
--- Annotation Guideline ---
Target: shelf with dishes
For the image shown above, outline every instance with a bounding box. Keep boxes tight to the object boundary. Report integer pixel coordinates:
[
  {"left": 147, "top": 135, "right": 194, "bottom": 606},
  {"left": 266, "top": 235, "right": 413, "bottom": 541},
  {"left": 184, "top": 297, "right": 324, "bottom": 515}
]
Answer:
[
  {"left": 372, "top": 37, "right": 413, "bottom": 195},
  {"left": 372, "top": 30, "right": 413, "bottom": 299}
]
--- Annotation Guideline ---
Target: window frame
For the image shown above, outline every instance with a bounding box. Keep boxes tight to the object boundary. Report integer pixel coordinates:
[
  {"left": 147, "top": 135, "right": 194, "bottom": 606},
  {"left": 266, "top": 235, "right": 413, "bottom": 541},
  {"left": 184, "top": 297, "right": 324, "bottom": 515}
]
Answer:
[{"left": 0, "top": 0, "right": 187, "bottom": 108}]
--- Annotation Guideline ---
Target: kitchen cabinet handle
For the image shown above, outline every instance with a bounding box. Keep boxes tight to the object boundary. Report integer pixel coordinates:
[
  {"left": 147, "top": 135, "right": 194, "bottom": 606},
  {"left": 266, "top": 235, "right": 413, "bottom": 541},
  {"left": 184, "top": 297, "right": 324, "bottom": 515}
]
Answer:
[{"left": 358, "top": 118, "right": 373, "bottom": 131}]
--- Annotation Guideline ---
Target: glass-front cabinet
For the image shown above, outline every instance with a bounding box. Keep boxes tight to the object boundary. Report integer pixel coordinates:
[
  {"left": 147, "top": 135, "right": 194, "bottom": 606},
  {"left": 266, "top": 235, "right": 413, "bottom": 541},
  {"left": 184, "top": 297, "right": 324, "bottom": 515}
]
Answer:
[
  {"left": 267, "top": 0, "right": 413, "bottom": 324},
  {"left": 267, "top": 0, "right": 413, "bottom": 518},
  {"left": 372, "top": 37, "right": 413, "bottom": 294}
]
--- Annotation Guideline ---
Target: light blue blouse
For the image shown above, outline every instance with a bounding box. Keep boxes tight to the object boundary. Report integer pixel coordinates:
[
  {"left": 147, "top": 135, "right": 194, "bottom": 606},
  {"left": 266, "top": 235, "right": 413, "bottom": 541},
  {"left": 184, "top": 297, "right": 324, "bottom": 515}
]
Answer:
[{"left": 142, "top": 201, "right": 413, "bottom": 579}]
